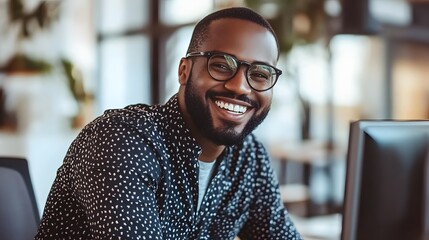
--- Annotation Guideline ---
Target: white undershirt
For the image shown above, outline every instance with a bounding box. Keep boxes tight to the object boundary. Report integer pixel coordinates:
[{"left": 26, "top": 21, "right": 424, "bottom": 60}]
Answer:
[{"left": 197, "top": 160, "right": 216, "bottom": 211}]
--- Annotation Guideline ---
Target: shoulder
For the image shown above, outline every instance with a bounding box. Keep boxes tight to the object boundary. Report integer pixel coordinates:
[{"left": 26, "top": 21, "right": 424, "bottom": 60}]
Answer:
[
  {"left": 237, "top": 134, "right": 273, "bottom": 179},
  {"left": 241, "top": 134, "right": 269, "bottom": 158},
  {"left": 98, "top": 103, "right": 160, "bottom": 129},
  {"left": 225, "top": 134, "right": 270, "bottom": 177},
  {"left": 78, "top": 103, "right": 167, "bottom": 141},
  {"left": 68, "top": 104, "right": 168, "bottom": 169}
]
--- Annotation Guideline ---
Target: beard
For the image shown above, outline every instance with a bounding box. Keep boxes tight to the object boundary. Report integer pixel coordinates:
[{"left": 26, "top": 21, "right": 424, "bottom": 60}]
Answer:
[{"left": 184, "top": 71, "right": 270, "bottom": 146}]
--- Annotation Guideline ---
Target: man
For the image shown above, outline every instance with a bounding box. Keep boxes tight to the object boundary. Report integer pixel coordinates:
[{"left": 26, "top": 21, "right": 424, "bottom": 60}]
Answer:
[{"left": 36, "top": 7, "right": 302, "bottom": 240}]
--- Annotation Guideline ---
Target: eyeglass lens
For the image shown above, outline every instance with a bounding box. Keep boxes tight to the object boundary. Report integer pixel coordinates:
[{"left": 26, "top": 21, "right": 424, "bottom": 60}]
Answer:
[{"left": 207, "top": 54, "right": 277, "bottom": 91}]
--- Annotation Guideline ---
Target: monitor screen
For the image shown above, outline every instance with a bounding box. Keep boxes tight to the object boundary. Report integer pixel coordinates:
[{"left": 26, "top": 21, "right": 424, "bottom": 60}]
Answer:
[{"left": 341, "top": 120, "right": 429, "bottom": 240}]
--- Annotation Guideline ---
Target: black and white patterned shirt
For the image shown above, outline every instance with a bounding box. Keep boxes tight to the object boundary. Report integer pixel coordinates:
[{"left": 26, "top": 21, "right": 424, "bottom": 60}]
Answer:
[{"left": 36, "top": 95, "right": 302, "bottom": 240}]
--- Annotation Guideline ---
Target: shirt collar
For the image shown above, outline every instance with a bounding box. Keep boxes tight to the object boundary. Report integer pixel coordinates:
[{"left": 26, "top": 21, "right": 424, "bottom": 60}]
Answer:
[{"left": 162, "top": 95, "right": 202, "bottom": 157}]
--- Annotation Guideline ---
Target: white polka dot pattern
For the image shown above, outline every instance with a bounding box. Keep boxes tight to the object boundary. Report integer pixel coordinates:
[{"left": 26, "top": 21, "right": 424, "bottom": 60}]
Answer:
[{"left": 35, "top": 95, "right": 302, "bottom": 239}]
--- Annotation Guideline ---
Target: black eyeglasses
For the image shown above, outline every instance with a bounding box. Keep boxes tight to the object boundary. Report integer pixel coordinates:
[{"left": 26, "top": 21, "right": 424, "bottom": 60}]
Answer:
[{"left": 186, "top": 51, "right": 282, "bottom": 92}]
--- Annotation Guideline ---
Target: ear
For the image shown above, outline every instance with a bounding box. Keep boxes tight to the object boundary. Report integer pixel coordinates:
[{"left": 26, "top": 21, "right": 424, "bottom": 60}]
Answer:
[{"left": 178, "top": 57, "right": 191, "bottom": 85}]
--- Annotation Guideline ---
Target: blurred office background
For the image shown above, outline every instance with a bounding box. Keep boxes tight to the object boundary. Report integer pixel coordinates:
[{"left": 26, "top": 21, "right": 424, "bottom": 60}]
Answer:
[{"left": 0, "top": 0, "right": 428, "bottom": 239}]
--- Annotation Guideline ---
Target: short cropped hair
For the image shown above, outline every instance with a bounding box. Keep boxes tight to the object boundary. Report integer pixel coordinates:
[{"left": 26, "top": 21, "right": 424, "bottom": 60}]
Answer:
[{"left": 186, "top": 7, "right": 279, "bottom": 56}]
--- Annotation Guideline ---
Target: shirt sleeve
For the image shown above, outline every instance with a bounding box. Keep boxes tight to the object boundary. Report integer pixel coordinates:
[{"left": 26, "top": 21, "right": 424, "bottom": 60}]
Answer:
[
  {"left": 37, "top": 114, "right": 165, "bottom": 239},
  {"left": 238, "top": 145, "right": 303, "bottom": 240}
]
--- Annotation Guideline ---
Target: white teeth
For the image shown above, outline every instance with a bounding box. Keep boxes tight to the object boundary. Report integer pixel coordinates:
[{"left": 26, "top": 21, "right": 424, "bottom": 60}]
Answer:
[{"left": 215, "top": 100, "right": 248, "bottom": 114}]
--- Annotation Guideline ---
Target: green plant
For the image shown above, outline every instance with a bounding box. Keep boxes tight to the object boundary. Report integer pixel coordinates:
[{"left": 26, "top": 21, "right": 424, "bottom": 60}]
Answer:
[
  {"left": 245, "top": 0, "right": 327, "bottom": 53},
  {"left": 0, "top": 0, "right": 60, "bottom": 73},
  {"left": 61, "top": 59, "right": 87, "bottom": 103}
]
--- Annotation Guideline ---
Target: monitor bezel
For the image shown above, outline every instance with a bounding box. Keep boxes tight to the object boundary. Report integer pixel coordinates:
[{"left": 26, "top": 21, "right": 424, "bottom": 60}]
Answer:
[{"left": 341, "top": 120, "right": 429, "bottom": 240}]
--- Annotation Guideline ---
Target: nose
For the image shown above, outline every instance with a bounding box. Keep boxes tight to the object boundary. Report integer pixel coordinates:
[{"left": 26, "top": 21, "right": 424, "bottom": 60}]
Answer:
[{"left": 223, "top": 66, "right": 252, "bottom": 95}]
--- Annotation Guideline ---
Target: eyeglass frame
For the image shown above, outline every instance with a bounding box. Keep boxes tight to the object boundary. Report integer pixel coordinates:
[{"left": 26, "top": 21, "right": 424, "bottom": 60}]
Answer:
[{"left": 185, "top": 51, "right": 282, "bottom": 92}]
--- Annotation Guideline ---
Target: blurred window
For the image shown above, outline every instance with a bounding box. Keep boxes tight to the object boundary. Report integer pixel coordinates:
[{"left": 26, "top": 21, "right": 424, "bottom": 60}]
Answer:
[
  {"left": 99, "top": 36, "right": 150, "bottom": 112},
  {"left": 98, "top": 0, "right": 149, "bottom": 34},
  {"left": 97, "top": 0, "right": 217, "bottom": 110},
  {"left": 163, "top": 26, "right": 194, "bottom": 103},
  {"left": 160, "top": 0, "right": 213, "bottom": 25}
]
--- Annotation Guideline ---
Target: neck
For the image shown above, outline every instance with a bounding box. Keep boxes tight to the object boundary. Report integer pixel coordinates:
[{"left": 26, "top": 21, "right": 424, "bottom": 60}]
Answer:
[
  {"left": 178, "top": 90, "right": 225, "bottom": 162},
  {"left": 183, "top": 110, "right": 225, "bottom": 162},
  {"left": 197, "top": 138, "right": 225, "bottom": 162}
]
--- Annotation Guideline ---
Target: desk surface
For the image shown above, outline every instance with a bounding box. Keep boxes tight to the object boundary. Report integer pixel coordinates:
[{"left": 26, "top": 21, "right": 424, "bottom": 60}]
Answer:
[
  {"left": 291, "top": 213, "right": 342, "bottom": 240},
  {"left": 268, "top": 140, "right": 346, "bottom": 165}
]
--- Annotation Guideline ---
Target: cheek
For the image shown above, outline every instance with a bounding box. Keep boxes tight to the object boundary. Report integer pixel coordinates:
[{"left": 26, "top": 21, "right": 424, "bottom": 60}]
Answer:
[
  {"left": 192, "top": 73, "right": 222, "bottom": 94},
  {"left": 258, "top": 92, "right": 273, "bottom": 110},
  {"left": 190, "top": 66, "right": 213, "bottom": 88}
]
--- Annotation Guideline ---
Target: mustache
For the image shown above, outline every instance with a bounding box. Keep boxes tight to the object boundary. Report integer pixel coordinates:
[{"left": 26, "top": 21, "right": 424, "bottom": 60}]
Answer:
[{"left": 207, "top": 91, "right": 260, "bottom": 109}]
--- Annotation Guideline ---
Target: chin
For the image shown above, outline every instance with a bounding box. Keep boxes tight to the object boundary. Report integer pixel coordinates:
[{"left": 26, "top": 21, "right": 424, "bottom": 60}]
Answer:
[{"left": 204, "top": 124, "right": 246, "bottom": 146}]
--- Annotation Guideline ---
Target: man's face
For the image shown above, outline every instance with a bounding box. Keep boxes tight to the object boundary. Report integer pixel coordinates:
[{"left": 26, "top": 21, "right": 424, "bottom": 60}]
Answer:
[{"left": 181, "top": 18, "right": 278, "bottom": 146}]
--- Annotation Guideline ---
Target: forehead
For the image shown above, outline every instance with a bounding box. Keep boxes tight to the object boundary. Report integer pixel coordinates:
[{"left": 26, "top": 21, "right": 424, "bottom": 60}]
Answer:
[{"left": 201, "top": 18, "right": 278, "bottom": 65}]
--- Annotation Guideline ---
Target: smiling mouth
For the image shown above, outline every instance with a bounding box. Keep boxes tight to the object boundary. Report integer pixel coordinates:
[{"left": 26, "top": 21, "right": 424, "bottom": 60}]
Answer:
[{"left": 215, "top": 100, "right": 248, "bottom": 114}]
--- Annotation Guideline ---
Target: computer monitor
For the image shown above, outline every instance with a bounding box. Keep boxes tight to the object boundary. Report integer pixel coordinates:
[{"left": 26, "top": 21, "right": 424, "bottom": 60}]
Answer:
[{"left": 341, "top": 120, "right": 429, "bottom": 240}]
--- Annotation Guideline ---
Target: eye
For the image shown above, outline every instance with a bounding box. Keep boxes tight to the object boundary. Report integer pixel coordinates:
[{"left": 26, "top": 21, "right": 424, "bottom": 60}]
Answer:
[
  {"left": 250, "top": 73, "right": 270, "bottom": 83},
  {"left": 210, "top": 62, "right": 234, "bottom": 72},
  {"left": 208, "top": 55, "right": 237, "bottom": 75},
  {"left": 249, "top": 65, "right": 273, "bottom": 82}
]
